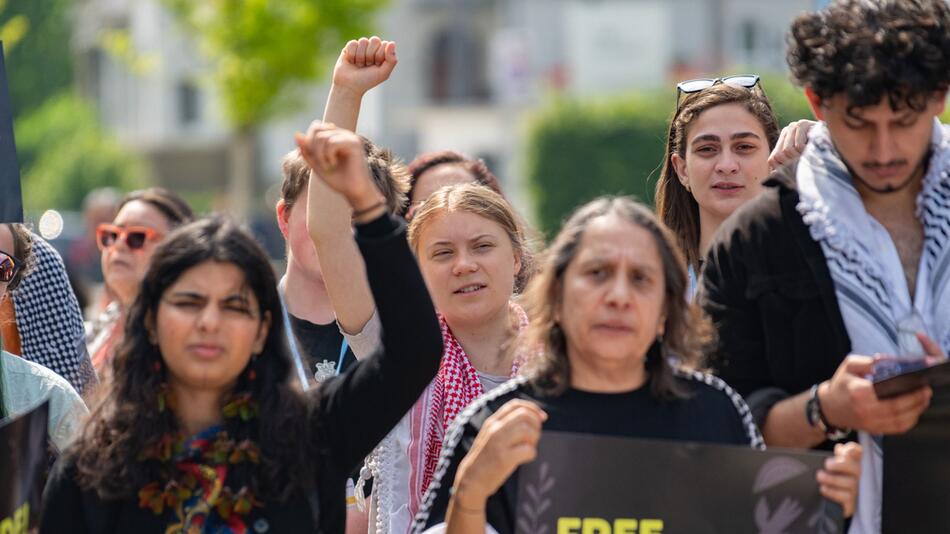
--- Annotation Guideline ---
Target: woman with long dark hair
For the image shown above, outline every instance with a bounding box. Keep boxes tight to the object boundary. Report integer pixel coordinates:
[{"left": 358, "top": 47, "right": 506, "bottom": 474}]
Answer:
[
  {"left": 413, "top": 196, "right": 861, "bottom": 533},
  {"left": 41, "top": 128, "right": 443, "bottom": 533},
  {"left": 654, "top": 77, "right": 812, "bottom": 298}
]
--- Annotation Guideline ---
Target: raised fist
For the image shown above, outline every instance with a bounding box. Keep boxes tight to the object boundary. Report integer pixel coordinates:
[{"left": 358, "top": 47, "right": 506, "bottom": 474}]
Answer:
[
  {"left": 332, "top": 36, "right": 398, "bottom": 96},
  {"left": 294, "top": 121, "right": 383, "bottom": 212}
]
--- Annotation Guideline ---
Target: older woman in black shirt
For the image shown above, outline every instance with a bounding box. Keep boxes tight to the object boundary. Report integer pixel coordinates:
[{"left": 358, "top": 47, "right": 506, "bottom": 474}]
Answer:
[
  {"left": 413, "top": 197, "right": 862, "bottom": 534},
  {"left": 41, "top": 126, "right": 442, "bottom": 534}
]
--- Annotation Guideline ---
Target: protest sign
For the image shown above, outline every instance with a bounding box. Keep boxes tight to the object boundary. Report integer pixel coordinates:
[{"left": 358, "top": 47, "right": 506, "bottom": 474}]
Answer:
[
  {"left": 516, "top": 431, "right": 842, "bottom": 534},
  {"left": 882, "top": 382, "right": 950, "bottom": 533},
  {"left": 0, "top": 41, "right": 23, "bottom": 224},
  {"left": 0, "top": 401, "right": 49, "bottom": 533}
]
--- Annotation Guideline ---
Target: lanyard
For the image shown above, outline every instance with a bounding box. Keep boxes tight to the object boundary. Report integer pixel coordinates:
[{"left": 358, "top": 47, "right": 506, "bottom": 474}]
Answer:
[{"left": 278, "top": 277, "right": 349, "bottom": 390}]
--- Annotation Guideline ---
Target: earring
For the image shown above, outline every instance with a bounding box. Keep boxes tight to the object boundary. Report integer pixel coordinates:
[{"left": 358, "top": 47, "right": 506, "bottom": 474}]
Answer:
[
  {"left": 247, "top": 354, "right": 258, "bottom": 382},
  {"left": 684, "top": 182, "right": 691, "bottom": 192}
]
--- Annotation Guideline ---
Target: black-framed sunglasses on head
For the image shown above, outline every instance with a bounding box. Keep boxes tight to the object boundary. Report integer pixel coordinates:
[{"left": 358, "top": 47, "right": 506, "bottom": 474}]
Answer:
[
  {"left": 675, "top": 74, "right": 761, "bottom": 107},
  {"left": 0, "top": 249, "right": 21, "bottom": 284}
]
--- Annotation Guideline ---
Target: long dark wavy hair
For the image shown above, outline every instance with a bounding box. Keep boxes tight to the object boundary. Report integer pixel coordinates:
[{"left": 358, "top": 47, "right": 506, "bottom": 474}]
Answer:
[
  {"left": 522, "top": 197, "right": 714, "bottom": 400},
  {"left": 72, "top": 216, "right": 312, "bottom": 501}
]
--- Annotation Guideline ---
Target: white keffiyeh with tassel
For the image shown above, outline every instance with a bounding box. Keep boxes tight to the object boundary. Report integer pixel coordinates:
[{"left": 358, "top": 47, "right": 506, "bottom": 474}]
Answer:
[{"left": 796, "top": 119, "right": 950, "bottom": 534}]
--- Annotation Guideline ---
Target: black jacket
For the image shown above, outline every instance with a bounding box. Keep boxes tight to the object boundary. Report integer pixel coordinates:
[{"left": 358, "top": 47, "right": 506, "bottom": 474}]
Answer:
[
  {"left": 40, "top": 214, "right": 444, "bottom": 534},
  {"left": 699, "top": 165, "right": 852, "bottom": 428}
]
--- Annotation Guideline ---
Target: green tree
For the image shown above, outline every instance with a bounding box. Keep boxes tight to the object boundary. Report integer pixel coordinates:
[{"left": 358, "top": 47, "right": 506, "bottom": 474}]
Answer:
[
  {"left": 161, "top": 0, "right": 387, "bottom": 216},
  {"left": 0, "top": 0, "right": 73, "bottom": 118},
  {"left": 16, "top": 92, "right": 144, "bottom": 211}
]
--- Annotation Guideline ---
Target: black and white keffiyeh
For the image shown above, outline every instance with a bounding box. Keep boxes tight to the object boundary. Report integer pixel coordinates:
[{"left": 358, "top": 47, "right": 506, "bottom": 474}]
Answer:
[
  {"left": 13, "top": 235, "right": 96, "bottom": 394},
  {"left": 796, "top": 119, "right": 950, "bottom": 533}
]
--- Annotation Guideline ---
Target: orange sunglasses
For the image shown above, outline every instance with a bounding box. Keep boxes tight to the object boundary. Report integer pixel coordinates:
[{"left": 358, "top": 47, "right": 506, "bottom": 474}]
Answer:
[{"left": 96, "top": 224, "right": 163, "bottom": 251}]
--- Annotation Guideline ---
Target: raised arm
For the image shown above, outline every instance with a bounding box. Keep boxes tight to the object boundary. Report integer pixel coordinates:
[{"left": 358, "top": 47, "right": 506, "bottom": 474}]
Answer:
[
  {"left": 323, "top": 36, "right": 397, "bottom": 131},
  {"left": 298, "top": 123, "right": 442, "bottom": 470},
  {"left": 300, "top": 37, "right": 398, "bottom": 344}
]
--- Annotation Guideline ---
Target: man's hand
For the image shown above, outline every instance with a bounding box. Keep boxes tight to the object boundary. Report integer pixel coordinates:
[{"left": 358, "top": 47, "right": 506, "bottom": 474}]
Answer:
[
  {"left": 294, "top": 122, "right": 383, "bottom": 213},
  {"left": 332, "top": 36, "right": 397, "bottom": 98},
  {"left": 819, "top": 355, "right": 932, "bottom": 435},
  {"left": 768, "top": 119, "right": 816, "bottom": 171}
]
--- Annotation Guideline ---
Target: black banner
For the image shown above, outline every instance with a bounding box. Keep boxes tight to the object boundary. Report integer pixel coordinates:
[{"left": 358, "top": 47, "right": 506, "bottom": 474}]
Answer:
[
  {"left": 0, "top": 401, "right": 49, "bottom": 532},
  {"left": 883, "top": 382, "right": 950, "bottom": 533},
  {"left": 516, "top": 432, "right": 842, "bottom": 534},
  {"left": 0, "top": 41, "right": 23, "bottom": 224}
]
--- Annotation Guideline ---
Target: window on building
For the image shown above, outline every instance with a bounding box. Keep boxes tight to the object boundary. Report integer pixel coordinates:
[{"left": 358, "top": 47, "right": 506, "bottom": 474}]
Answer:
[
  {"left": 428, "top": 27, "right": 490, "bottom": 104},
  {"left": 741, "top": 20, "right": 757, "bottom": 54},
  {"left": 177, "top": 80, "right": 200, "bottom": 126}
]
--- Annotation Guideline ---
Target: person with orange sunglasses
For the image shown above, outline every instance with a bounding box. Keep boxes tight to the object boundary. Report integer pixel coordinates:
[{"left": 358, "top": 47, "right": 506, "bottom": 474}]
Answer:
[{"left": 86, "top": 188, "right": 193, "bottom": 375}]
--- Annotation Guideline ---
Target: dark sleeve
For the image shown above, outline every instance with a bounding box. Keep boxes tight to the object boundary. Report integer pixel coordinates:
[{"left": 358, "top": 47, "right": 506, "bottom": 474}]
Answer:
[
  {"left": 699, "top": 208, "right": 773, "bottom": 399},
  {"left": 40, "top": 457, "right": 89, "bottom": 534},
  {"left": 415, "top": 405, "right": 517, "bottom": 534},
  {"left": 313, "top": 213, "right": 443, "bottom": 473}
]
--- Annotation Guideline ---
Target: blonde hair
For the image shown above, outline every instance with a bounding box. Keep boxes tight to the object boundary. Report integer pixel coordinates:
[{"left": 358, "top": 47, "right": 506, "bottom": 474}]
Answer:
[{"left": 407, "top": 183, "right": 534, "bottom": 292}]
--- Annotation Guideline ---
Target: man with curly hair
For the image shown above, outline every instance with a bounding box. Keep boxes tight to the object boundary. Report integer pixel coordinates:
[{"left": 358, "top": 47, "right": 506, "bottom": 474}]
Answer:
[{"left": 699, "top": 1, "right": 950, "bottom": 531}]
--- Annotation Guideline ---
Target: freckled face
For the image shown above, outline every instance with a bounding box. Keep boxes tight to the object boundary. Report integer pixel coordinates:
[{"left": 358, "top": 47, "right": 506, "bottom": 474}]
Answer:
[{"left": 415, "top": 211, "right": 520, "bottom": 328}]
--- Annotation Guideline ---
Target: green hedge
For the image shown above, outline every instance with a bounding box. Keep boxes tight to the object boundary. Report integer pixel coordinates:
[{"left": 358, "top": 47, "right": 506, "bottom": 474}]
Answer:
[{"left": 524, "top": 76, "right": 814, "bottom": 235}]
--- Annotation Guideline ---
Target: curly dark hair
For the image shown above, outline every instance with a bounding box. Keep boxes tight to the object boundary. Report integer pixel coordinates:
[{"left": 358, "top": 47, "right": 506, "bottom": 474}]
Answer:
[
  {"left": 407, "top": 150, "right": 504, "bottom": 205},
  {"left": 72, "top": 216, "right": 314, "bottom": 501},
  {"left": 787, "top": 0, "right": 950, "bottom": 112}
]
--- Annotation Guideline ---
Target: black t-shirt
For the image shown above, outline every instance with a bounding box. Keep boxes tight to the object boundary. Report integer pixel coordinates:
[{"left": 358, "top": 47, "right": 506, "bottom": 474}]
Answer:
[
  {"left": 414, "top": 370, "right": 762, "bottom": 533},
  {"left": 287, "top": 313, "right": 371, "bottom": 494},
  {"left": 287, "top": 313, "right": 358, "bottom": 389}
]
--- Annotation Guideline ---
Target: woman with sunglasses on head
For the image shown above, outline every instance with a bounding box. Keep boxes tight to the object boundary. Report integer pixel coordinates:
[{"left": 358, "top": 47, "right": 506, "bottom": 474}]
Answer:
[
  {"left": 0, "top": 223, "right": 88, "bottom": 453},
  {"left": 40, "top": 130, "right": 443, "bottom": 533},
  {"left": 413, "top": 196, "right": 861, "bottom": 534},
  {"left": 87, "top": 187, "right": 194, "bottom": 374},
  {"left": 655, "top": 76, "right": 813, "bottom": 298}
]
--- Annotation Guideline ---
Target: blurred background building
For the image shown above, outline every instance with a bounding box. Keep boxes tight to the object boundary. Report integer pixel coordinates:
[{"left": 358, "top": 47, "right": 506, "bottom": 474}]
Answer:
[
  {"left": 1, "top": 0, "right": 833, "bottom": 308},
  {"left": 71, "top": 0, "right": 816, "bottom": 216}
]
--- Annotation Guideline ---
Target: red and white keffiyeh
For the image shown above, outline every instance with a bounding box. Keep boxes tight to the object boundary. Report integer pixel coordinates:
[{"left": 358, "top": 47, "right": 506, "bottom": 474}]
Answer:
[
  {"left": 420, "top": 304, "right": 529, "bottom": 492},
  {"left": 364, "top": 303, "right": 531, "bottom": 534}
]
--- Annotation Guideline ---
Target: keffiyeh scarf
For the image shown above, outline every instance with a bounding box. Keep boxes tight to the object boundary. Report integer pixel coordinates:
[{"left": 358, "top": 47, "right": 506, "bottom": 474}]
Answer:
[
  {"left": 796, "top": 119, "right": 950, "bottom": 533},
  {"left": 14, "top": 235, "right": 96, "bottom": 393},
  {"left": 364, "top": 302, "right": 530, "bottom": 533}
]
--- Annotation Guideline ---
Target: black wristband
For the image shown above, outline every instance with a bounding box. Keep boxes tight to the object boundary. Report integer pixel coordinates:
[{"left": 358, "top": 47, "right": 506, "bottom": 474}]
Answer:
[{"left": 806, "top": 383, "right": 850, "bottom": 441}]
